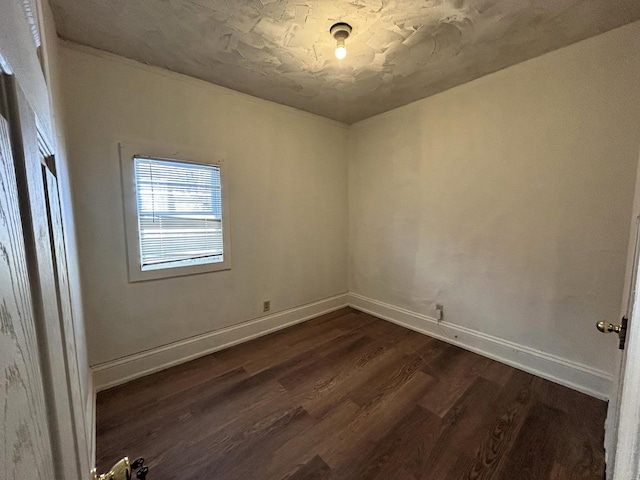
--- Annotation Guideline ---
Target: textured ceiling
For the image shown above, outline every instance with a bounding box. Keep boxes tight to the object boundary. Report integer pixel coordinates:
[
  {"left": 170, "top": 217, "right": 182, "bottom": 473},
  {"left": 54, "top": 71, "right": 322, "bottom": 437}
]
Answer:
[{"left": 50, "top": 0, "right": 640, "bottom": 124}]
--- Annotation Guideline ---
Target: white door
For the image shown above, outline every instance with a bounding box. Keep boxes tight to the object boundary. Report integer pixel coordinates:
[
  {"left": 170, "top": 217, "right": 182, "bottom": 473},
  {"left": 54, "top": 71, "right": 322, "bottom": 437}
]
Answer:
[
  {"left": 0, "top": 71, "right": 87, "bottom": 478},
  {"left": 610, "top": 236, "right": 640, "bottom": 479},
  {"left": 605, "top": 150, "right": 640, "bottom": 480},
  {"left": 0, "top": 74, "right": 57, "bottom": 478}
]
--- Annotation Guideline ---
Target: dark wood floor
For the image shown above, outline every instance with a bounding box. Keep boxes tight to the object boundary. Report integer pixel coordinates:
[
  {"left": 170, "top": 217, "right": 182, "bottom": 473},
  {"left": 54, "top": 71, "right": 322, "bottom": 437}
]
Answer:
[{"left": 96, "top": 308, "right": 607, "bottom": 480}]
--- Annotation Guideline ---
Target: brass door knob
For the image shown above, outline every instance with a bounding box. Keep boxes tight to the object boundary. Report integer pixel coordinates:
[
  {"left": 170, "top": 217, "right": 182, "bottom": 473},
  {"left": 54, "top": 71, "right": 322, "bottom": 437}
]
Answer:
[
  {"left": 597, "top": 321, "right": 622, "bottom": 334},
  {"left": 91, "top": 457, "right": 131, "bottom": 480},
  {"left": 597, "top": 317, "right": 628, "bottom": 350}
]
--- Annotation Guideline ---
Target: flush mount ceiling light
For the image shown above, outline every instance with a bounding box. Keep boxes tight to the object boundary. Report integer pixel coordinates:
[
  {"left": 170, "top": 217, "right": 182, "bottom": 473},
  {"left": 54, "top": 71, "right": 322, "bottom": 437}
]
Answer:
[{"left": 330, "top": 22, "right": 352, "bottom": 60}]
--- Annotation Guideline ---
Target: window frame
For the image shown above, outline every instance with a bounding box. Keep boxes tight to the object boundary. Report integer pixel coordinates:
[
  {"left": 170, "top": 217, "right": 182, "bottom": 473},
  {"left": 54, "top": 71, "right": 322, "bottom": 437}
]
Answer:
[{"left": 120, "top": 142, "right": 231, "bottom": 282}]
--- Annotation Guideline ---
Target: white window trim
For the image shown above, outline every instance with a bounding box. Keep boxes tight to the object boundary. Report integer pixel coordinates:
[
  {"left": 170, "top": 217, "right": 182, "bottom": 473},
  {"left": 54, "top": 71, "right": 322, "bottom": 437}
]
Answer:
[{"left": 119, "top": 142, "right": 231, "bottom": 282}]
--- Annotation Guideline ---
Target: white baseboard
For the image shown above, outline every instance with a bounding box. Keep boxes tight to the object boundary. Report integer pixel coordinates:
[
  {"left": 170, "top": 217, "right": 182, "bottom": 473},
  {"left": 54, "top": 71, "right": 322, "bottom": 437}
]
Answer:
[
  {"left": 91, "top": 290, "right": 612, "bottom": 400},
  {"left": 93, "top": 293, "right": 349, "bottom": 391},
  {"left": 348, "top": 292, "right": 612, "bottom": 400}
]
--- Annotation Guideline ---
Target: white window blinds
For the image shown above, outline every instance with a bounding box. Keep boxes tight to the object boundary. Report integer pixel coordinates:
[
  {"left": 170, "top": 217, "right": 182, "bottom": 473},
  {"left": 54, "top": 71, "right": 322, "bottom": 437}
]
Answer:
[{"left": 133, "top": 157, "right": 224, "bottom": 271}]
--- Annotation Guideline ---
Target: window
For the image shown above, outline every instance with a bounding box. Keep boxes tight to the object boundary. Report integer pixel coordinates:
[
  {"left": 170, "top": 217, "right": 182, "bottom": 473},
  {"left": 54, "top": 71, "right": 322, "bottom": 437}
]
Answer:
[{"left": 121, "top": 143, "right": 230, "bottom": 281}]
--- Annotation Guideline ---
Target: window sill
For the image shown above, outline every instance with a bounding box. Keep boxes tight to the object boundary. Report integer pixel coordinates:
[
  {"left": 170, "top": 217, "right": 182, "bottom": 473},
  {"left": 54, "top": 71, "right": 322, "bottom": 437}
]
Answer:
[{"left": 128, "top": 258, "right": 231, "bottom": 282}]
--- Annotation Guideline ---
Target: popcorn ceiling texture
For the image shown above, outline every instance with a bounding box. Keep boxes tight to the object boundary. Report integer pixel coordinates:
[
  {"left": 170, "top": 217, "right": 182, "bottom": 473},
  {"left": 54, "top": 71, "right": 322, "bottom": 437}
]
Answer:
[{"left": 50, "top": 0, "right": 640, "bottom": 124}]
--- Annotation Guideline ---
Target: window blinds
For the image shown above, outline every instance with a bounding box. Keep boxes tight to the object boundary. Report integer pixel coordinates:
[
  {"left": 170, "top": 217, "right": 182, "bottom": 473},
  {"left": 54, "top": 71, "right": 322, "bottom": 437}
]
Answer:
[{"left": 134, "top": 157, "right": 224, "bottom": 270}]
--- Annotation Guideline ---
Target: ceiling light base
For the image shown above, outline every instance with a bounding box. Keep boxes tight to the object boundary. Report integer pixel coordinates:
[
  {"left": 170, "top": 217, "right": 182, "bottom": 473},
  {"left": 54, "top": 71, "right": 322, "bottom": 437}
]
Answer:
[{"left": 330, "top": 22, "right": 352, "bottom": 41}]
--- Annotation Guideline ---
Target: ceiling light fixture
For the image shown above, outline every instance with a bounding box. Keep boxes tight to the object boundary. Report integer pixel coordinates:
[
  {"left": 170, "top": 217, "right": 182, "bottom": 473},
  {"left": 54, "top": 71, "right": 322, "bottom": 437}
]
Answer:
[{"left": 330, "top": 22, "right": 352, "bottom": 60}]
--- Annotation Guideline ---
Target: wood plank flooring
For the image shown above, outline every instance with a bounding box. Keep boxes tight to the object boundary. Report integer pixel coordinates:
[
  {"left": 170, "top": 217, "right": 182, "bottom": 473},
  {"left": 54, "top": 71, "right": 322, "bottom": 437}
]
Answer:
[{"left": 96, "top": 308, "right": 607, "bottom": 480}]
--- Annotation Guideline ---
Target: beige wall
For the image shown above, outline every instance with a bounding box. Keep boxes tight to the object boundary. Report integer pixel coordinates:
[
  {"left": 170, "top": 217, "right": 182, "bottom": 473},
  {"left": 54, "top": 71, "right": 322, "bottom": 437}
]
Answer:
[
  {"left": 349, "top": 21, "right": 640, "bottom": 376},
  {"left": 60, "top": 44, "right": 349, "bottom": 366},
  {"left": 0, "top": 0, "right": 52, "bottom": 137},
  {"left": 60, "top": 19, "right": 639, "bottom": 391}
]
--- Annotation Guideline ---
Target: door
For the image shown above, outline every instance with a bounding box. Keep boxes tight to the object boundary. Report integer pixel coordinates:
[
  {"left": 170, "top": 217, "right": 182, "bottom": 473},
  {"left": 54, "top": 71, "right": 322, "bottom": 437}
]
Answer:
[
  {"left": 0, "top": 75, "right": 56, "bottom": 478},
  {"left": 610, "top": 238, "right": 640, "bottom": 480},
  {"left": 604, "top": 151, "right": 640, "bottom": 480},
  {"left": 0, "top": 71, "right": 87, "bottom": 477}
]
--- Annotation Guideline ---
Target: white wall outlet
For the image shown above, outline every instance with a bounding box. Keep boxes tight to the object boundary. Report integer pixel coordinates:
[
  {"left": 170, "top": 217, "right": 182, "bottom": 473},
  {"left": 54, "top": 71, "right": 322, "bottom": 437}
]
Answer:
[
  {"left": 263, "top": 300, "right": 271, "bottom": 313},
  {"left": 436, "top": 304, "right": 444, "bottom": 322}
]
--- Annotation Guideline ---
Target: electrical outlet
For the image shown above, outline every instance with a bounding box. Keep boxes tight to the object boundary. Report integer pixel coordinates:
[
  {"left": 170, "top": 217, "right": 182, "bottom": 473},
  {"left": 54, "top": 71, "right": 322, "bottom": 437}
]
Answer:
[
  {"left": 263, "top": 300, "right": 271, "bottom": 313},
  {"left": 436, "top": 304, "right": 444, "bottom": 322}
]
